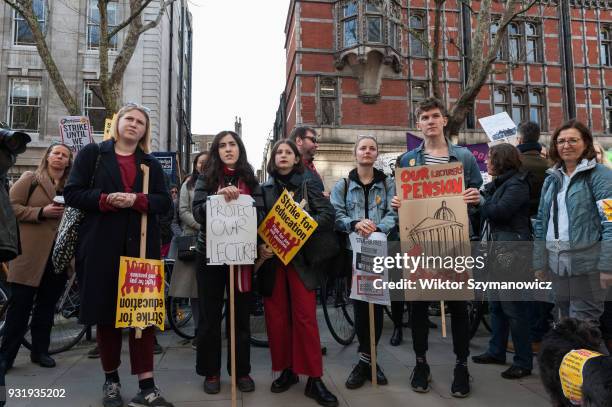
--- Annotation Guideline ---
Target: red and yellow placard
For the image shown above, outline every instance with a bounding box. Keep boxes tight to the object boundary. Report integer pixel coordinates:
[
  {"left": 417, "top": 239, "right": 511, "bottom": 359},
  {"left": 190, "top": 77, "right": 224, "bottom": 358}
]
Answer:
[
  {"left": 115, "top": 256, "right": 165, "bottom": 330},
  {"left": 559, "top": 349, "right": 602, "bottom": 404},
  {"left": 257, "top": 189, "right": 318, "bottom": 265}
]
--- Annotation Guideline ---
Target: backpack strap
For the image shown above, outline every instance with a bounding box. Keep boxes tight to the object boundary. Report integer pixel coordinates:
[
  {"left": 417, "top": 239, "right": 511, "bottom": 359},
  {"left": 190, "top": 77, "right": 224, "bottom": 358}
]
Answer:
[{"left": 26, "top": 177, "right": 39, "bottom": 204}]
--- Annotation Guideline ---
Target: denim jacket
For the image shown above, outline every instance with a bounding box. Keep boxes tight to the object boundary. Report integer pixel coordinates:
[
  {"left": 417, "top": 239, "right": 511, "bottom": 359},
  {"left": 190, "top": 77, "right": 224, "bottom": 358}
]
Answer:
[
  {"left": 533, "top": 159, "right": 612, "bottom": 275},
  {"left": 397, "top": 139, "right": 483, "bottom": 189},
  {"left": 331, "top": 168, "right": 398, "bottom": 249}
]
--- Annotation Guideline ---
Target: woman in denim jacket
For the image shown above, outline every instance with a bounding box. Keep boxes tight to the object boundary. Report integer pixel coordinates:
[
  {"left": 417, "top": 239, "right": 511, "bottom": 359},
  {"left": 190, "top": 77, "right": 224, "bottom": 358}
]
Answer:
[
  {"left": 331, "top": 136, "right": 397, "bottom": 389},
  {"left": 533, "top": 120, "right": 612, "bottom": 325}
]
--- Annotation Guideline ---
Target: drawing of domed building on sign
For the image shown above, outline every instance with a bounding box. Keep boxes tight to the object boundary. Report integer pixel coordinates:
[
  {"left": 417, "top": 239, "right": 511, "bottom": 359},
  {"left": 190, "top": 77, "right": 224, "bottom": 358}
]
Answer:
[{"left": 408, "top": 201, "right": 464, "bottom": 258}]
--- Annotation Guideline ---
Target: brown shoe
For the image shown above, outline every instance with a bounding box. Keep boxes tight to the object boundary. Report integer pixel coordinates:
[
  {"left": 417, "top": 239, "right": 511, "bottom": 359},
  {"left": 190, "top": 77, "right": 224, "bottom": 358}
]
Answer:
[{"left": 531, "top": 341, "right": 541, "bottom": 354}]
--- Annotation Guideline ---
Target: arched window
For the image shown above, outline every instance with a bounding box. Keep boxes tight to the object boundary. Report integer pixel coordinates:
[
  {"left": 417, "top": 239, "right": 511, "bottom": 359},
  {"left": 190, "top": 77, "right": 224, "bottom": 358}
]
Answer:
[
  {"left": 529, "top": 90, "right": 544, "bottom": 126},
  {"left": 490, "top": 22, "right": 502, "bottom": 60},
  {"left": 508, "top": 23, "right": 521, "bottom": 61},
  {"left": 410, "top": 15, "right": 426, "bottom": 57},
  {"left": 512, "top": 90, "right": 525, "bottom": 124},
  {"left": 526, "top": 23, "right": 539, "bottom": 62},
  {"left": 494, "top": 89, "right": 507, "bottom": 115}
]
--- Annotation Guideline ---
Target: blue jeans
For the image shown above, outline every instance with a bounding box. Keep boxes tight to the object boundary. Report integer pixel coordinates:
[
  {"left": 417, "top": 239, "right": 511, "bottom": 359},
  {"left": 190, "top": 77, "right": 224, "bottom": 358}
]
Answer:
[{"left": 488, "top": 301, "right": 533, "bottom": 370}]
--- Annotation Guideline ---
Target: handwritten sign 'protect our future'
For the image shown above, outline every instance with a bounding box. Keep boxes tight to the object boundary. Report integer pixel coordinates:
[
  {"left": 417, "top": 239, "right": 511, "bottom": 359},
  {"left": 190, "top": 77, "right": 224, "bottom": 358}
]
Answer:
[
  {"left": 257, "top": 189, "right": 318, "bottom": 265},
  {"left": 206, "top": 194, "right": 257, "bottom": 265}
]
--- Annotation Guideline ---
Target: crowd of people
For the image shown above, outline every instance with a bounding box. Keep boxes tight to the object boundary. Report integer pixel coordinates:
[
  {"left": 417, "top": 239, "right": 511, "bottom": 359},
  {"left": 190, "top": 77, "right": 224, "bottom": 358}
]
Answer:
[{"left": 0, "top": 97, "right": 610, "bottom": 407}]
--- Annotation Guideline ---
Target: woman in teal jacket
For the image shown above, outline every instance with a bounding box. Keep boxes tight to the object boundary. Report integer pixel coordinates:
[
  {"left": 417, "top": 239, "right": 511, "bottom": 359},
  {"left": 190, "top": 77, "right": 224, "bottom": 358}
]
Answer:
[
  {"left": 533, "top": 120, "right": 612, "bottom": 324},
  {"left": 331, "top": 136, "right": 397, "bottom": 389}
]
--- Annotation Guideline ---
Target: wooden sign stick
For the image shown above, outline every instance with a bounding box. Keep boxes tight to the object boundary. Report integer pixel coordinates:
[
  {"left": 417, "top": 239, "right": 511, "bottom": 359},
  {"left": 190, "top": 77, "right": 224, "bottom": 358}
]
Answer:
[
  {"left": 229, "top": 264, "right": 237, "bottom": 407},
  {"left": 369, "top": 302, "right": 377, "bottom": 386},
  {"left": 135, "top": 164, "right": 150, "bottom": 340},
  {"left": 440, "top": 300, "right": 447, "bottom": 338}
]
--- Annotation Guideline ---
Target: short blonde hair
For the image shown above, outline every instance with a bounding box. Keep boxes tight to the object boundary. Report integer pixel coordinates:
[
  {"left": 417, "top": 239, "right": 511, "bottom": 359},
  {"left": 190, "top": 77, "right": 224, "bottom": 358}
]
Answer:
[{"left": 111, "top": 104, "right": 151, "bottom": 153}]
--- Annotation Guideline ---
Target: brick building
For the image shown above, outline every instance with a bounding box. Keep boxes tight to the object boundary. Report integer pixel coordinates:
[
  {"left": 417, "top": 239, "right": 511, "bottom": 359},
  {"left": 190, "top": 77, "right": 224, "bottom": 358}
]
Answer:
[{"left": 274, "top": 0, "right": 612, "bottom": 189}]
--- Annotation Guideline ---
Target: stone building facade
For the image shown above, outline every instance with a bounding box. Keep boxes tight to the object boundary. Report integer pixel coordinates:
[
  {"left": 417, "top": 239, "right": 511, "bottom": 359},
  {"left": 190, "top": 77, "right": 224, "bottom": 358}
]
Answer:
[
  {"left": 0, "top": 0, "right": 193, "bottom": 179},
  {"left": 275, "top": 0, "right": 612, "bottom": 190}
]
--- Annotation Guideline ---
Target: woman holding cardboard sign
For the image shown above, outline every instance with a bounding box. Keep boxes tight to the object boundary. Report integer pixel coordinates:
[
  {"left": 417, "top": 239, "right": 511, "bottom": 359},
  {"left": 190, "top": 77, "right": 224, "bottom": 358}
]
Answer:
[
  {"left": 192, "top": 131, "right": 264, "bottom": 395},
  {"left": 64, "top": 104, "right": 173, "bottom": 407},
  {"left": 257, "top": 139, "right": 337, "bottom": 407},
  {"left": 330, "top": 136, "right": 397, "bottom": 390}
]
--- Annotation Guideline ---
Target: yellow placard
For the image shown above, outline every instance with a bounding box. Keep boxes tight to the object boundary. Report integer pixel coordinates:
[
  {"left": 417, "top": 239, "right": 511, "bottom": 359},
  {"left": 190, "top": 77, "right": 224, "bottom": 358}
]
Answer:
[
  {"left": 559, "top": 349, "right": 602, "bottom": 404},
  {"left": 257, "top": 189, "right": 318, "bottom": 265},
  {"left": 598, "top": 199, "right": 612, "bottom": 222},
  {"left": 115, "top": 256, "right": 165, "bottom": 330},
  {"left": 103, "top": 113, "right": 118, "bottom": 140}
]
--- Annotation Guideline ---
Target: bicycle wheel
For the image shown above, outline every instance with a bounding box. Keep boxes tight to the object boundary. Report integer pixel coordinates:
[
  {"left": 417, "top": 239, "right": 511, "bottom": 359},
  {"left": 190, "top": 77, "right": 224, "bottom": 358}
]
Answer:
[
  {"left": 167, "top": 296, "right": 196, "bottom": 339},
  {"left": 22, "top": 275, "right": 87, "bottom": 354},
  {"left": 321, "top": 275, "right": 355, "bottom": 346},
  {"left": 468, "top": 300, "right": 491, "bottom": 339},
  {"left": 249, "top": 294, "right": 268, "bottom": 348}
]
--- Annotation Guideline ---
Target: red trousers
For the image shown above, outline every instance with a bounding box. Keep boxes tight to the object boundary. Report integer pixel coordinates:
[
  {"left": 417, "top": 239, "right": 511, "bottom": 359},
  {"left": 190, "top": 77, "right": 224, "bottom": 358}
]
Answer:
[
  {"left": 97, "top": 325, "right": 154, "bottom": 375},
  {"left": 264, "top": 264, "right": 322, "bottom": 377}
]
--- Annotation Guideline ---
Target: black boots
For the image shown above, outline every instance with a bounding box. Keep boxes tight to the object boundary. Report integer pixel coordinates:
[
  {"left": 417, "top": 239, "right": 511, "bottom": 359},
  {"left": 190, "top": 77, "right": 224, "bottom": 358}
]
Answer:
[
  {"left": 305, "top": 377, "right": 338, "bottom": 407},
  {"left": 271, "top": 368, "right": 299, "bottom": 393}
]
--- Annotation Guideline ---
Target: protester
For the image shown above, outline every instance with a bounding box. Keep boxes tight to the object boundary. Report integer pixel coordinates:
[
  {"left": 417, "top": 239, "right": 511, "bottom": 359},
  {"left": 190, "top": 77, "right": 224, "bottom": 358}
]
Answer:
[
  {"left": 594, "top": 141, "right": 611, "bottom": 168},
  {"left": 64, "top": 104, "right": 173, "bottom": 407},
  {"left": 516, "top": 121, "right": 553, "bottom": 352},
  {"left": 392, "top": 97, "right": 483, "bottom": 397},
  {"left": 330, "top": 136, "right": 397, "bottom": 389},
  {"left": 192, "top": 131, "right": 263, "bottom": 395},
  {"left": 258, "top": 139, "right": 338, "bottom": 406},
  {"left": 533, "top": 120, "right": 612, "bottom": 328},
  {"left": 471, "top": 144, "right": 533, "bottom": 379},
  {"left": 0, "top": 143, "right": 72, "bottom": 371},
  {"left": 169, "top": 151, "right": 208, "bottom": 349},
  {"left": 289, "top": 126, "right": 325, "bottom": 193}
]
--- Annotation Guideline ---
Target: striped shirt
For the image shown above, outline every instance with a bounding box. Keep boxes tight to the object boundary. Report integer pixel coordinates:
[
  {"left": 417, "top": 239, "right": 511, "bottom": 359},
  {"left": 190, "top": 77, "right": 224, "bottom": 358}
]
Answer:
[{"left": 423, "top": 153, "right": 449, "bottom": 165}]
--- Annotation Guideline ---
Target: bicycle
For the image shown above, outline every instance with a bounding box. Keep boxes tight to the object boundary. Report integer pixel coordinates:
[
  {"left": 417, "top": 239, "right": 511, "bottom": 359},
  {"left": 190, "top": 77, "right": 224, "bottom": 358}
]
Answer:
[{"left": 320, "top": 273, "right": 355, "bottom": 346}]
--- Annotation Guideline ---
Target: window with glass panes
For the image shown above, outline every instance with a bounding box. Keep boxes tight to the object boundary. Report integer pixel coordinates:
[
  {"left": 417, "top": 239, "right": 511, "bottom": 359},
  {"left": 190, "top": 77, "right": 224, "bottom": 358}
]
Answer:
[
  {"left": 601, "top": 28, "right": 612, "bottom": 67},
  {"left": 87, "top": 0, "right": 118, "bottom": 50},
  {"left": 511, "top": 90, "right": 526, "bottom": 124},
  {"left": 8, "top": 78, "right": 41, "bottom": 132},
  {"left": 319, "top": 77, "right": 337, "bottom": 126},
  {"left": 525, "top": 23, "right": 540, "bottom": 63},
  {"left": 83, "top": 82, "right": 106, "bottom": 133},
  {"left": 13, "top": 0, "right": 45, "bottom": 46},
  {"left": 409, "top": 15, "right": 426, "bottom": 57},
  {"left": 342, "top": 1, "right": 359, "bottom": 48},
  {"left": 490, "top": 22, "right": 502, "bottom": 60},
  {"left": 365, "top": 3, "right": 382, "bottom": 43},
  {"left": 529, "top": 90, "right": 544, "bottom": 126},
  {"left": 508, "top": 23, "right": 521, "bottom": 61},
  {"left": 494, "top": 89, "right": 508, "bottom": 115}
]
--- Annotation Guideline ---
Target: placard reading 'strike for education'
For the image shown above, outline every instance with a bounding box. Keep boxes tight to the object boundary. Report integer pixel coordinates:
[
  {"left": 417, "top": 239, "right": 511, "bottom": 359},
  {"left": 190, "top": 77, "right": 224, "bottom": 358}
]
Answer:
[{"left": 115, "top": 256, "right": 165, "bottom": 330}]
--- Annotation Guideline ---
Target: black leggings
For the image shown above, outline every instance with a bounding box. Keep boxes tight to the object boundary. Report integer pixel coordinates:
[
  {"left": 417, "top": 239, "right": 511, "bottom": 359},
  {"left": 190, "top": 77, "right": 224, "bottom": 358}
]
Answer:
[{"left": 0, "top": 255, "right": 67, "bottom": 364}]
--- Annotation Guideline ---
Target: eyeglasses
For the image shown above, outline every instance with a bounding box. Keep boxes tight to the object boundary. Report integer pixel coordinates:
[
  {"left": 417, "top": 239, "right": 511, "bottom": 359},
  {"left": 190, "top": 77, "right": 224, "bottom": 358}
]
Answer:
[
  {"left": 124, "top": 102, "right": 151, "bottom": 114},
  {"left": 556, "top": 138, "right": 581, "bottom": 146},
  {"left": 302, "top": 135, "right": 319, "bottom": 144}
]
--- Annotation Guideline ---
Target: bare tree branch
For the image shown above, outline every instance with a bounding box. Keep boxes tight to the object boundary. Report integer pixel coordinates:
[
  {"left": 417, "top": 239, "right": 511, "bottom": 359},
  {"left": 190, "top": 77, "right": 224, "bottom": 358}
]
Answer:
[
  {"left": 139, "top": 0, "right": 175, "bottom": 34},
  {"left": 107, "top": 0, "right": 155, "bottom": 40}
]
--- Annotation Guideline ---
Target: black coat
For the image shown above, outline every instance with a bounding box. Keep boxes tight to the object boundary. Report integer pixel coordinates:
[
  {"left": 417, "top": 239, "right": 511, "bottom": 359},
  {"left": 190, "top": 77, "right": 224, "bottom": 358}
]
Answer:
[
  {"left": 480, "top": 170, "right": 531, "bottom": 240},
  {"left": 258, "top": 171, "right": 335, "bottom": 295},
  {"left": 64, "top": 140, "right": 171, "bottom": 325}
]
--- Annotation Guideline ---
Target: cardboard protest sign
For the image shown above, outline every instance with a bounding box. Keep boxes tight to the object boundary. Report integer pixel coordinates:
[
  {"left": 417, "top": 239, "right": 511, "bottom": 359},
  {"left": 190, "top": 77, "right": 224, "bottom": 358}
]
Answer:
[
  {"left": 559, "top": 349, "right": 602, "bottom": 404},
  {"left": 478, "top": 112, "right": 517, "bottom": 142},
  {"left": 115, "top": 256, "right": 165, "bottom": 330},
  {"left": 58, "top": 116, "right": 94, "bottom": 153},
  {"left": 257, "top": 189, "right": 318, "bottom": 265},
  {"left": 349, "top": 232, "right": 390, "bottom": 306},
  {"left": 395, "top": 163, "right": 473, "bottom": 301},
  {"left": 206, "top": 194, "right": 257, "bottom": 265}
]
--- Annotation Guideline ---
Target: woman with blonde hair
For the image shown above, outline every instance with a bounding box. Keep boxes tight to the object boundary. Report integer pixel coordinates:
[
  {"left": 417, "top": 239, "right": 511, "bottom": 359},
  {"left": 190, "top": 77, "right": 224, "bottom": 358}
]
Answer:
[
  {"left": 64, "top": 103, "right": 173, "bottom": 407},
  {"left": 594, "top": 141, "right": 611, "bottom": 168},
  {"left": 0, "top": 143, "right": 72, "bottom": 372}
]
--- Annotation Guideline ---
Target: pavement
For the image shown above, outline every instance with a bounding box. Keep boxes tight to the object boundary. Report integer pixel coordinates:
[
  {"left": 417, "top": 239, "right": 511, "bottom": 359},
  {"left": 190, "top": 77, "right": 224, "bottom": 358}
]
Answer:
[{"left": 3, "top": 312, "right": 551, "bottom": 407}]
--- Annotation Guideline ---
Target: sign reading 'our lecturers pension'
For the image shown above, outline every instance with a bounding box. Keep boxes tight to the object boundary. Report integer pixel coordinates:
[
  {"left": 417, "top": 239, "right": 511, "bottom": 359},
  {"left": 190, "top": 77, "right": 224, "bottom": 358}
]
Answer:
[
  {"left": 115, "top": 256, "right": 165, "bottom": 330},
  {"left": 258, "top": 189, "right": 318, "bottom": 265},
  {"left": 206, "top": 195, "right": 257, "bottom": 265}
]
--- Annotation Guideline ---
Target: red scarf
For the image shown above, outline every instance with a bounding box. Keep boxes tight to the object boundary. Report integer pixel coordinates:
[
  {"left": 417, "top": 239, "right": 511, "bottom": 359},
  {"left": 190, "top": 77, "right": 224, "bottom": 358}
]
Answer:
[{"left": 219, "top": 166, "right": 252, "bottom": 293}]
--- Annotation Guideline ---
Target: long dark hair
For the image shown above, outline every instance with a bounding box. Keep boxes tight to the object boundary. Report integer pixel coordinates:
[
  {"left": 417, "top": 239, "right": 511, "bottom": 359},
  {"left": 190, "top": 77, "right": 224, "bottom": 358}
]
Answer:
[
  {"left": 266, "top": 139, "right": 305, "bottom": 175},
  {"left": 201, "top": 131, "right": 258, "bottom": 191},
  {"left": 187, "top": 151, "right": 208, "bottom": 190}
]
